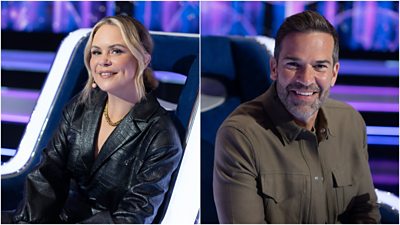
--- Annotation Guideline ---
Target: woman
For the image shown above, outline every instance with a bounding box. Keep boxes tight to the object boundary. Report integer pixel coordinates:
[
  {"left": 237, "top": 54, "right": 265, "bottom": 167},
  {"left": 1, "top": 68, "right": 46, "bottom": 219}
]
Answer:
[{"left": 12, "top": 15, "right": 182, "bottom": 223}]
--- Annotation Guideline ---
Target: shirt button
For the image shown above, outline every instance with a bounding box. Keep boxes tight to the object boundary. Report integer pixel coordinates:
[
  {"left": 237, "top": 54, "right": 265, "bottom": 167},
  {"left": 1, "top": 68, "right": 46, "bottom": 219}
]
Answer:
[{"left": 314, "top": 176, "right": 324, "bottom": 181}]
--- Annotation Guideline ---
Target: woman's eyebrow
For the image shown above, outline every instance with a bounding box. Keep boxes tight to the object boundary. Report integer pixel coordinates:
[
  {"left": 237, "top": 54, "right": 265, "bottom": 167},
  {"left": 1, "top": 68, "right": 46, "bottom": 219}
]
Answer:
[
  {"left": 91, "top": 44, "right": 127, "bottom": 49},
  {"left": 108, "top": 44, "right": 127, "bottom": 49}
]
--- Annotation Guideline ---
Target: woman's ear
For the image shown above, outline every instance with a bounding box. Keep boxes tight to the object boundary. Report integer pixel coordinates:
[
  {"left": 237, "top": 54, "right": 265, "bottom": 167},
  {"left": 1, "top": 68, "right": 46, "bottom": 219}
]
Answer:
[{"left": 144, "top": 53, "right": 151, "bottom": 67}]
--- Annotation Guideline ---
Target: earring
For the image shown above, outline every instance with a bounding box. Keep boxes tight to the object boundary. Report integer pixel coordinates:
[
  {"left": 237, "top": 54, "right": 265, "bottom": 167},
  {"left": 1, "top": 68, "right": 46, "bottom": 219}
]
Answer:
[{"left": 92, "top": 82, "right": 97, "bottom": 88}]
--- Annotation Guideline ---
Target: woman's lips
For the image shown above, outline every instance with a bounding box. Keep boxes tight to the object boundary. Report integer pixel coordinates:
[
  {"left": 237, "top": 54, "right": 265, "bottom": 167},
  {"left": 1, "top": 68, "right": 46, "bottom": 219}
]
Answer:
[{"left": 98, "top": 71, "right": 117, "bottom": 78}]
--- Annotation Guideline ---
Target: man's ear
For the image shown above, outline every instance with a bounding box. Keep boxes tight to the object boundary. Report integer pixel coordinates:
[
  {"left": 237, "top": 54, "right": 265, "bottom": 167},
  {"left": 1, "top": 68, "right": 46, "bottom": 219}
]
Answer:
[
  {"left": 270, "top": 57, "right": 278, "bottom": 81},
  {"left": 330, "top": 62, "right": 339, "bottom": 87}
]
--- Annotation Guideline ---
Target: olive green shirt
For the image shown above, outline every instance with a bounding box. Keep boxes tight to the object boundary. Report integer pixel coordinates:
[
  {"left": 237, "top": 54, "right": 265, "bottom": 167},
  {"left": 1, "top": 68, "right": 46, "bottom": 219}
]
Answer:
[{"left": 214, "top": 83, "right": 380, "bottom": 223}]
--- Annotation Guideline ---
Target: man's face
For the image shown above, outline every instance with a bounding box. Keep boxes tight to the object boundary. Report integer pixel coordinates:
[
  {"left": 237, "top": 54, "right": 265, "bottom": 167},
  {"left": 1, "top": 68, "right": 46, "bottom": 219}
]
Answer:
[{"left": 270, "top": 32, "right": 339, "bottom": 124}]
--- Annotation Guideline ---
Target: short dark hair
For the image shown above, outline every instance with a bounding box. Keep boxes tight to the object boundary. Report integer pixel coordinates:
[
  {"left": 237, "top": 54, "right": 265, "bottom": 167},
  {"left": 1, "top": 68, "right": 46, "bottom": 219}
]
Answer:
[{"left": 274, "top": 10, "right": 339, "bottom": 64}]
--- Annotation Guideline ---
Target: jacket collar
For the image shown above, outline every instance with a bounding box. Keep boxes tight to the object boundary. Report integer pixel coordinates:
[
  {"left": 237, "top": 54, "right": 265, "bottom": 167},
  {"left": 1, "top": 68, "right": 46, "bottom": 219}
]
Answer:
[
  {"left": 90, "top": 89, "right": 161, "bottom": 124},
  {"left": 262, "top": 82, "right": 334, "bottom": 145}
]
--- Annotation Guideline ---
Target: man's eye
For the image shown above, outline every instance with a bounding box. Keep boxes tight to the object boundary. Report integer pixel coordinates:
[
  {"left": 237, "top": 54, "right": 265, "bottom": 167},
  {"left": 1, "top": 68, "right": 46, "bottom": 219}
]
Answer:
[
  {"left": 286, "top": 62, "right": 299, "bottom": 69},
  {"left": 314, "top": 64, "right": 328, "bottom": 70}
]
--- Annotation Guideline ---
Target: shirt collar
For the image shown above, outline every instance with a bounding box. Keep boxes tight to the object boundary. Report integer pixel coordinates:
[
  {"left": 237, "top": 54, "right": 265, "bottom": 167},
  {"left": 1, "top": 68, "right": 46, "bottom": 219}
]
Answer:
[
  {"left": 263, "top": 82, "right": 334, "bottom": 145},
  {"left": 315, "top": 106, "right": 335, "bottom": 142}
]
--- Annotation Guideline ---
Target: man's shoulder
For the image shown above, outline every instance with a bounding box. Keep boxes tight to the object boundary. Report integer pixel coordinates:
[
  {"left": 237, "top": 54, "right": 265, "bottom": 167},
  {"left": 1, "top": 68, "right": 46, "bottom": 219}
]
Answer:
[
  {"left": 324, "top": 98, "right": 359, "bottom": 114},
  {"left": 323, "top": 98, "right": 365, "bottom": 125},
  {"left": 222, "top": 94, "right": 267, "bottom": 129}
]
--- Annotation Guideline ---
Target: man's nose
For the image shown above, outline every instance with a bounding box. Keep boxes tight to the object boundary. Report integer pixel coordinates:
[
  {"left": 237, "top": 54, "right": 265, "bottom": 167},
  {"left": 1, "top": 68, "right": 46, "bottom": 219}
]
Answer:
[{"left": 296, "top": 65, "right": 315, "bottom": 86}]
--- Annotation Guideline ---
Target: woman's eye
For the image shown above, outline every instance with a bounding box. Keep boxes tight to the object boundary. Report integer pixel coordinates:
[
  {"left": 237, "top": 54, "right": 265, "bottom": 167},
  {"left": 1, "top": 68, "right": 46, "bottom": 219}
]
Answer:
[
  {"left": 91, "top": 50, "right": 101, "bottom": 55},
  {"left": 111, "top": 49, "right": 123, "bottom": 54}
]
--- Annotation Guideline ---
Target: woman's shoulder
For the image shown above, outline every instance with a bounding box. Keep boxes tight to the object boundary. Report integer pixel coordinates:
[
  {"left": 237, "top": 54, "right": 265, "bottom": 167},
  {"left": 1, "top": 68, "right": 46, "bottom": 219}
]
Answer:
[
  {"left": 146, "top": 96, "right": 175, "bottom": 129},
  {"left": 142, "top": 95, "right": 181, "bottom": 143},
  {"left": 63, "top": 89, "right": 105, "bottom": 119}
]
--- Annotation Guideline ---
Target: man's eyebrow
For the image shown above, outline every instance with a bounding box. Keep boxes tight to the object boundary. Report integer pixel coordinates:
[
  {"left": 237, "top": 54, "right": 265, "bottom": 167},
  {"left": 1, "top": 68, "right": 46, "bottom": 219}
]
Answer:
[
  {"left": 282, "top": 56, "right": 301, "bottom": 61},
  {"left": 282, "top": 57, "right": 332, "bottom": 65},
  {"left": 315, "top": 60, "right": 331, "bottom": 65}
]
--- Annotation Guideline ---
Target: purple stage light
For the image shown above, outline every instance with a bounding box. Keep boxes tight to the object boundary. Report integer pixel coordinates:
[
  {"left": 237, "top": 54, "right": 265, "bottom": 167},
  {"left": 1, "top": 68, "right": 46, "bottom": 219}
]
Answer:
[
  {"left": 331, "top": 85, "right": 399, "bottom": 96},
  {"left": 1, "top": 88, "right": 40, "bottom": 99},
  {"left": 323, "top": 2, "right": 337, "bottom": 25},
  {"left": 370, "top": 160, "right": 399, "bottom": 170},
  {"left": 1, "top": 113, "right": 30, "bottom": 123},
  {"left": 1, "top": 148, "right": 17, "bottom": 157},
  {"left": 1, "top": 50, "right": 54, "bottom": 72},
  {"left": 370, "top": 160, "right": 399, "bottom": 185},
  {"left": 106, "top": 2, "right": 115, "bottom": 16},
  {"left": 346, "top": 101, "right": 398, "bottom": 112},
  {"left": 81, "top": 2, "right": 91, "bottom": 27},
  {"left": 372, "top": 174, "right": 399, "bottom": 185},
  {"left": 367, "top": 126, "right": 399, "bottom": 136},
  {"left": 339, "top": 59, "right": 399, "bottom": 77},
  {"left": 53, "top": 1, "right": 62, "bottom": 33},
  {"left": 368, "top": 136, "right": 398, "bottom": 146}
]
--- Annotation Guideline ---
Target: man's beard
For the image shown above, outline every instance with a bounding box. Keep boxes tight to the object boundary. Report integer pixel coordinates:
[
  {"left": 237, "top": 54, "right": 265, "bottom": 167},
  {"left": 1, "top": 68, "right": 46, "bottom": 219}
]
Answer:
[{"left": 276, "top": 80, "right": 330, "bottom": 123}]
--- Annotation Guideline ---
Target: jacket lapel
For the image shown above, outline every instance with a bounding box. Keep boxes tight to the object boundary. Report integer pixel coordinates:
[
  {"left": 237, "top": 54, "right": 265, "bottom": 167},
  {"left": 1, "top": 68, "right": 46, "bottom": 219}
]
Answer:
[
  {"left": 89, "top": 116, "right": 141, "bottom": 177},
  {"left": 80, "top": 91, "right": 107, "bottom": 171},
  {"left": 89, "top": 93, "right": 160, "bottom": 177}
]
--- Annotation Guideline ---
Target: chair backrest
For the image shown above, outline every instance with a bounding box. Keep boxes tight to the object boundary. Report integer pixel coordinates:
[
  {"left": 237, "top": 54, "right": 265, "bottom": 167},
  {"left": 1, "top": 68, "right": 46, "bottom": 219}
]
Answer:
[
  {"left": 230, "top": 36, "right": 271, "bottom": 102},
  {"left": 160, "top": 58, "right": 200, "bottom": 222},
  {"left": 201, "top": 35, "right": 271, "bottom": 101},
  {"left": 2, "top": 29, "right": 92, "bottom": 212},
  {"left": 150, "top": 33, "right": 200, "bottom": 223},
  {"left": 375, "top": 188, "right": 399, "bottom": 224},
  {"left": 151, "top": 32, "right": 199, "bottom": 148},
  {"left": 202, "top": 36, "right": 236, "bottom": 81},
  {"left": 200, "top": 35, "right": 271, "bottom": 223}
]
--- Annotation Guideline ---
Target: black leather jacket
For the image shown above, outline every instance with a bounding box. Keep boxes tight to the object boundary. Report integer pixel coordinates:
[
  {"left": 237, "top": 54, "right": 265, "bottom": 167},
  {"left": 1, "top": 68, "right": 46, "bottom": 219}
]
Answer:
[{"left": 13, "top": 90, "right": 182, "bottom": 223}]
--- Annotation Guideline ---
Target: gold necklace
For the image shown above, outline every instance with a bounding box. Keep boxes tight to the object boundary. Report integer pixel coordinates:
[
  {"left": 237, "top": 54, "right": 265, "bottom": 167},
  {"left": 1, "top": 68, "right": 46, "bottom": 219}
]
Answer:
[{"left": 103, "top": 101, "right": 124, "bottom": 127}]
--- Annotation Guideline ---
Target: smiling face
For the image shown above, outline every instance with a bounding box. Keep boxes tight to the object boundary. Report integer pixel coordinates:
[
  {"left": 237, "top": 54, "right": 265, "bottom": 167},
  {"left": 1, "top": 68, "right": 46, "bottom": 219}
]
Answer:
[
  {"left": 270, "top": 32, "right": 339, "bottom": 126},
  {"left": 90, "top": 24, "right": 139, "bottom": 99}
]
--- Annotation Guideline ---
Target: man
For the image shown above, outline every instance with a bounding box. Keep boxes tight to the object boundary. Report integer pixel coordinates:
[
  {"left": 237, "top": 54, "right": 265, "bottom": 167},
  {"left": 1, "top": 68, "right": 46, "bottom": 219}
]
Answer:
[{"left": 213, "top": 10, "right": 380, "bottom": 223}]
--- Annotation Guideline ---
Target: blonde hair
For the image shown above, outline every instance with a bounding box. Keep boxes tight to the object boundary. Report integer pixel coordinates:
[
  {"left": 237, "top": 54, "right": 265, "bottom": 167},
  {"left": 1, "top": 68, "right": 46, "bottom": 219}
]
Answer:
[{"left": 80, "top": 15, "right": 158, "bottom": 104}]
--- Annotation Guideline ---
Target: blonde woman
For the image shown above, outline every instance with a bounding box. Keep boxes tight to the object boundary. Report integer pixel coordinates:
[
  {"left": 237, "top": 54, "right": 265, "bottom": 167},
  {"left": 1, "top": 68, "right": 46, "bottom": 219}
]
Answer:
[{"left": 12, "top": 15, "right": 182, "bottom": 223}]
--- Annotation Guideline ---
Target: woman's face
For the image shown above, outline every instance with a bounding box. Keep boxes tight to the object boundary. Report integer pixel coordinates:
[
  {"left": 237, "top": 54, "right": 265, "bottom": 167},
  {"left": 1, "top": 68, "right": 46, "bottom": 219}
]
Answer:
[{"left": 90, "top": 24, "right": 138, "bottom": 98}]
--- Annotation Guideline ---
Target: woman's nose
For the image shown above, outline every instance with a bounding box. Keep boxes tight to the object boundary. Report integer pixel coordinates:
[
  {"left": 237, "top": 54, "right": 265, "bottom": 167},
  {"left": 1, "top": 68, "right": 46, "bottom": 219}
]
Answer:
[{"left": 99, "top": 54, "right": 111, "bottom": 66}]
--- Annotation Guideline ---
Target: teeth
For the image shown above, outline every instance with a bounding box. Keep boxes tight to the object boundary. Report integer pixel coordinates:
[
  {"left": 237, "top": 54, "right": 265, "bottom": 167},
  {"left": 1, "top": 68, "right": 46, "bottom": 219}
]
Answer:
[
  {"left": 100, "top": 72, "right": 114, "bottom": 76},
  {"left": 295, "top": 91, "right": 313, "bottom": 96}
]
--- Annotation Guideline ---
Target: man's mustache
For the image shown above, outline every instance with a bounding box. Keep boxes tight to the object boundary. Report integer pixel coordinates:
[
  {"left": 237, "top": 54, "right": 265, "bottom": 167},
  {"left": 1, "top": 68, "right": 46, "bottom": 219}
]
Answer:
[{"left": 286, "top": 82, "right": 320, "bottom": 92}]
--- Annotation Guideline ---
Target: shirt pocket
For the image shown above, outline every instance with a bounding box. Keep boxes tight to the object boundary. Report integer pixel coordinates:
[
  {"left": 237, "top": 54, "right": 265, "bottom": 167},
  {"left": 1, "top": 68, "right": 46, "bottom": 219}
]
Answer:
[
  {"left": 332, "top": 168, "right": 354, "bottom": 214},
  {"left": 260, "top": 173, "right": 307, "bottom": 223}
]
